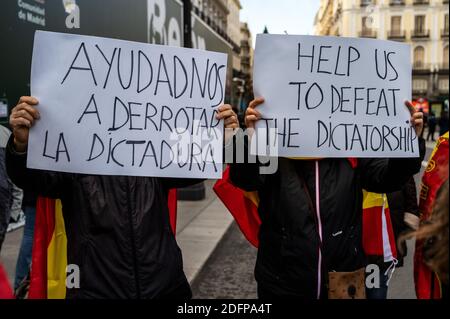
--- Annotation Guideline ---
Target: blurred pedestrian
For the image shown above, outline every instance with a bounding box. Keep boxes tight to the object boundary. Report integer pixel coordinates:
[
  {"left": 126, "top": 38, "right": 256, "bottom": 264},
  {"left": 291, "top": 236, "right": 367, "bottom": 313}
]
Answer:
[
  {"left": 0, "top": 125, "right": 24, "bottom": 229},
  {"left": 427, "top": 111, "right": 437, "bottom": 142},
  {"left": 419, "top": 107, "right": 427, "bottom": 139},
  {"left": 13, "top": 193, "right": 37, "bottom": 295},
  {"left": 1, "top": 124, "right": 34, "bottom": 295},
  {"left": 6, "top": 96, "right": 239, "bottom": 299},
  {"left": 439, "top": 111, "right": 449, "bottom": 137},
  {"left": 228, "top": 98, "right": 425, "bottom": 299}
]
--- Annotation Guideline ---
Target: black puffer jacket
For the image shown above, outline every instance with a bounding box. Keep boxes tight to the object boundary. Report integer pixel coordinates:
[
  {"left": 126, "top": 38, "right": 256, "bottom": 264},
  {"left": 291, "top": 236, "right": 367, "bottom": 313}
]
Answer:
[
  {"left": 230, "top": 138, "right": 425, "bottom": 299},
  {"left": 6, "top": 137, "right": 200, "bottom": 299}
]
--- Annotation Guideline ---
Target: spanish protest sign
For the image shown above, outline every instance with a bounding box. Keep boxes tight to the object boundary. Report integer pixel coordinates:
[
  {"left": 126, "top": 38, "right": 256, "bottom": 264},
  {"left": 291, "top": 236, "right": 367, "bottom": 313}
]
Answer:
[
  {"left": 252, "top": 34, "right": 417, "bottom": 158},
  {"left": 28, "top": 31, "right": 227, "bottom": 178}
]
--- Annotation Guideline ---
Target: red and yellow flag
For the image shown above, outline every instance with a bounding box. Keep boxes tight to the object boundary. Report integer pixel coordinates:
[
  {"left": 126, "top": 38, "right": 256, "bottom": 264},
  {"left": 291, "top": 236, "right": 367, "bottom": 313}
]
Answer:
[
  {"left": 362, "top": 191, "right": 397, "bottom": 260},
  {"left": 414, "top": 132, "right": 449, "bottom": 299},
  {"left": 28, "top": 189, "right": 178, "bottom": 299}
]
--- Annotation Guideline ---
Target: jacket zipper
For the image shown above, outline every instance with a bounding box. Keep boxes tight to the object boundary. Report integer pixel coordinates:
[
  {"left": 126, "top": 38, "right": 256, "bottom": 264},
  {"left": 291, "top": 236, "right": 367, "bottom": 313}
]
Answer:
[
  {"left": 126, "top": 178, "right": 141, "bottom": 299},
  {"left": 298, "top": 161, "right": 323, "bottom": 299}
]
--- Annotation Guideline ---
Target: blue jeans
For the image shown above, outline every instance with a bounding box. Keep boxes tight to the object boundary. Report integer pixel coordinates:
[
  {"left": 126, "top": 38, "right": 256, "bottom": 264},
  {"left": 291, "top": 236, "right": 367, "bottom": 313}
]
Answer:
[{"left": 14, "top": 206, "right": 36, "bottom": 290}]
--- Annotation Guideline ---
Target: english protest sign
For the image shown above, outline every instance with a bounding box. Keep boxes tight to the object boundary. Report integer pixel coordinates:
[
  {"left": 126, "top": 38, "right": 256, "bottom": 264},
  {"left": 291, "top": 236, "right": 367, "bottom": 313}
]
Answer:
[
  {"left": 252, "top": 34, "right": 417, "bottom": 158},
  {"left": 28, "top": 31, "right": 227, "bottom": 178}
]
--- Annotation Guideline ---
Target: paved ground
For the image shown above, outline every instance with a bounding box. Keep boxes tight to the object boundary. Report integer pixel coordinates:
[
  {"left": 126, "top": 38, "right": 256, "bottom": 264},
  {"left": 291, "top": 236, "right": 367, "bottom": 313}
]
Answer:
[
  {"left": 1, "top": 227, "right": 22, "bottom": 285},
  {"left": 191, "top": 223, "right": 258, "bottom": 299},
  {"left": 176, "top": 180, "right": 234, "bottom": 282}
]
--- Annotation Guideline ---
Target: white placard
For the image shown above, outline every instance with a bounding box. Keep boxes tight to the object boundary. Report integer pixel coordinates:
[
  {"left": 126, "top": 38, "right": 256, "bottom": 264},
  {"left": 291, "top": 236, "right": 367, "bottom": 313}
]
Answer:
[
  {"left": 28, "top": 31, "right": 227, "bottom": 178},
  {"left": 253, "top": 34, "right": 418, "bottom": 158}
]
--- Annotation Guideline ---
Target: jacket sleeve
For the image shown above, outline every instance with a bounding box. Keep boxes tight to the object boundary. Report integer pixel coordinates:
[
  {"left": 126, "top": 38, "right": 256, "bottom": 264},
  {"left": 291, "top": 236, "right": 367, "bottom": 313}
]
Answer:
[
  {"left": 228, "top": 130, "right": 266, "bottom": 192},
  {"left": 5, "top": 136, "right": 69, "bottom": 199},
  {"left": 359, "top": 137, "right": 426, "bottom": 193}
]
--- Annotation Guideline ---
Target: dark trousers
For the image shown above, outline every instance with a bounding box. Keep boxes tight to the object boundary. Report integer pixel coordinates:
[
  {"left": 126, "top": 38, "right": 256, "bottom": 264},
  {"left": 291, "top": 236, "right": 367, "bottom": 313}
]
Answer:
[{"left": 14, "top": 206, "right": 36, "bottom": 289}]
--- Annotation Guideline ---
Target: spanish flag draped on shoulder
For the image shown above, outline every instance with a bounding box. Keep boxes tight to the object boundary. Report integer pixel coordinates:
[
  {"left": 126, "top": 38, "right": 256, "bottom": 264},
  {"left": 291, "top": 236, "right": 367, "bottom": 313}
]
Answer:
[
  {"left": 28, "top": 189, "right": 178, "bottom": 299},
  {"left": 414, "top": 132, "right": 449, "bottom": 299}
]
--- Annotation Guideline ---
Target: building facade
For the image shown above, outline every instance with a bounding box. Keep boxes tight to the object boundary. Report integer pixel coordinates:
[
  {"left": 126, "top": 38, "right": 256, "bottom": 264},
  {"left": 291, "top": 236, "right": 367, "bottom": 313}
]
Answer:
[
  {"left": 239, "top": 22, "right": 254, "bottom": 111},
  {"left": 191, "top": 0, "right": 246, "bottom": 108},
  {"left": 227, "top": 0, "right": 243, "bottom": 46},
  {"left": 226, "top": 0, "right": 245, "bottom": 108},
  {"left": 314, "top": 0, "right": 449, "bottom": 113},
  {"left": 191, "top": 0, "right": 230, "bottom": 43}
]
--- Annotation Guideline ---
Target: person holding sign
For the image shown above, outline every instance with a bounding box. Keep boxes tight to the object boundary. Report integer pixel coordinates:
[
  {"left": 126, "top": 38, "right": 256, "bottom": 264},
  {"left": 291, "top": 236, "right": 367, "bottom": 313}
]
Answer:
[
  {"left": 228, "top": 97, "right": 425, "bottom": 299},
  {"left": 5, "top": 96, "right": 239, "bottom": 299}
]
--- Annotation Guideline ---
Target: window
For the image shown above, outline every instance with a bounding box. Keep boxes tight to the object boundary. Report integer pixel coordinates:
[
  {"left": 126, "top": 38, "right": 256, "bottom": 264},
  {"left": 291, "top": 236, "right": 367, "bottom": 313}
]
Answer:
[
  {"left": 362, "top": 16, "right": 371, "bottom": 31},
  {"left": 201, "top": 1, "right": 208, "bottom": 15},
  {"left": 415, "top": 15, "right": 426, "bottom": 33},
  {"left": 414, "top": 46, "right": 425, "bottom": 67},
  {"left": 413, "top": 79, "right": 428, "bottom": 91},
  {"left": 360, "top": 0, "right": 375, "bottom": 7},
  {"left": 360, "top": 16, "right": 377, "bottom": 37},
  {"left": 439, "top": 78, "right": 449, "bottom": 91},
  {"left": 444, "top": 46, "right": 449, "bottom": 67},
  {"left": 391, "top": 16, "right": 402, "bottom": 32},
  {"left": 389, "top": 16, "right": 405, "bottom": 39}
]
